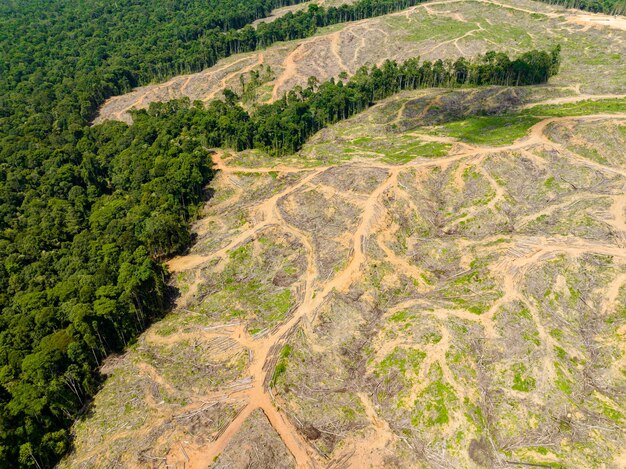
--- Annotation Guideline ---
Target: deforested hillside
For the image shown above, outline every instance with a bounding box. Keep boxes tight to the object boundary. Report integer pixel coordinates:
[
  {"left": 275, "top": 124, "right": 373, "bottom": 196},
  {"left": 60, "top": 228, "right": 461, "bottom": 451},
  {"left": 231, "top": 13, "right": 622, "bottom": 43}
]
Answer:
[
  {"left": 96, "top": 0, "right": 626, "bottom": 124},
  {"left": 59, "top": 0, "right": 626, "bottom": 467},
  {"left": 1, "top": 0, "right": 625, "bottom": 467},
  {"left": 66, "top": 94, "right": 626, "bottom": 468}
]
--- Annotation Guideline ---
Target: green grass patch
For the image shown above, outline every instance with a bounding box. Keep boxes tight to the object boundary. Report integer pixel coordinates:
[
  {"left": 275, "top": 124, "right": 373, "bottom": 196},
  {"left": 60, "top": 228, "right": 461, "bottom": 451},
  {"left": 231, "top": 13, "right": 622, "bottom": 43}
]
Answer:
[
  {"left": 523, "top": 98, "right": 626, "bottom": 117},
  {"left": 467, "top": 305, "right": 487, "bottom": 315},
  {"left": 386, "top": 15, "right": 475, "bottom": 43},
  {"left": 555, "top": 362, "right": 573, "bottom": 395},
  {"left": 270, "top": 344, "right": 292, "bottom": 387},
  {"left": 263, "top": 289, "right": 292, "bottom": 322},
  {"left": 389, "top": 310, "right": 416, "bottom": 322},
  {"left": 511, "top": 363, "right": 536, "bottom": 392},
  {"left": 382, "top": 141, "right": 451, "bottom": 164},
  {"left": 412, "top": 365, "right": 457, "bottom": 427},
  {"left": 228, "top": 244, "right": 252, "bottom": 262},
  {"left": 346, "top": 135, "right": 450, "bottom": 163},
  {"left": 474, "top": 23, "right": 533, "bottom": 49},
  {"left": 600, "top": 402, "right": 624, "bottom": 423},
  {"left": 422, "top": 331, "right": 442, "bottom": 344},
  {"left": 435, "top": 115, "right": 541, "bottom": 145},
  {"left": 377, "top": 347, "right": 426, "bottom": 376}
]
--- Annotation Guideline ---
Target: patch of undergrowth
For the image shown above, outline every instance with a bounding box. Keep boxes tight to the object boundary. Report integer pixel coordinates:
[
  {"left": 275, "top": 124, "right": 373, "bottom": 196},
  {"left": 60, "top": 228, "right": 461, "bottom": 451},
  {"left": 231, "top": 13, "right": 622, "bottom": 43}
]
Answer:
[
  {"left": 439, "top": 258, "right": 502, "bottom": 315},
  {"left": 198, "top": 234, "right": 304, "bottom": 332},
  {"left": 432, "top": 115, "right": 541, "bottom": 145},
  {"left": 383, "top": 141, "right": 451, "bottom": 164},
  {"left": 412, "top": 363, "right": 458, "bottom": 427},
  {"left": 139, "top": 340, "right": 248, "bottom": 390},
  {"left": 386, "top": 13, "right": 477, "bottom": 42},
  {"left": 523, "top": 98, "right": 626, "bottom": 117},
  {"left": 376, "top": 347, "right": 426, "bottom": 377},
  {"left": 341, "top": 134, "right": 451, "bottom": 163},
  {"left": 427, "top": 98, "right": 625, "bottom": 148},
  {"left": 271, "top": 344, "right": 293, "bottom": 387},
  {"left": 511, "top": 363, "right": 537, "bottom": 392}
]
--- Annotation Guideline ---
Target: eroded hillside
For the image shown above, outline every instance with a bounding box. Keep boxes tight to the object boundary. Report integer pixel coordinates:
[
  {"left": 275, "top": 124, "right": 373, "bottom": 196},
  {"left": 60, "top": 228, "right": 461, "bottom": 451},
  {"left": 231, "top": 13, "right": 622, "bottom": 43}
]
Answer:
[{"left": 64, "top": 0, "right": 626, "bottom": 468}]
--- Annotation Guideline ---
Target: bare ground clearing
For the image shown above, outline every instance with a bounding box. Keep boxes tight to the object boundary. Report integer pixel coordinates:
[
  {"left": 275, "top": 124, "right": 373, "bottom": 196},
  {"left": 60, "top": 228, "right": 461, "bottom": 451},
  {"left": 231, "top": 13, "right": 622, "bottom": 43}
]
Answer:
[
  {"left": 69, "top": 0, "right": 626, "bottom": 465},
  {"left": 65, "top": 85, "right": 626, "bottom": 468}
]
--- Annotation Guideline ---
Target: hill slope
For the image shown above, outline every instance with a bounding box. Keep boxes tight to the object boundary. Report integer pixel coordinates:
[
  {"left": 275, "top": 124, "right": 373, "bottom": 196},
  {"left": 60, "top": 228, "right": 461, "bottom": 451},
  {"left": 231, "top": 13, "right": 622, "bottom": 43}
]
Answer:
[
  {"left": 65, "top": 0, "right": 626, "bottom": 468},
  {"left": 95, "top": 0, "right": 626, "bottom": 123}
]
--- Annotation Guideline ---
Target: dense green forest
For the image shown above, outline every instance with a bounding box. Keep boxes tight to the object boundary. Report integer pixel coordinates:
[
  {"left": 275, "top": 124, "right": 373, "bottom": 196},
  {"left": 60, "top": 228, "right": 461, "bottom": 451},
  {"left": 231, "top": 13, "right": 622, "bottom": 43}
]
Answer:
[{"left": 0, "top": 0, "right": 566, "bottom": 465}]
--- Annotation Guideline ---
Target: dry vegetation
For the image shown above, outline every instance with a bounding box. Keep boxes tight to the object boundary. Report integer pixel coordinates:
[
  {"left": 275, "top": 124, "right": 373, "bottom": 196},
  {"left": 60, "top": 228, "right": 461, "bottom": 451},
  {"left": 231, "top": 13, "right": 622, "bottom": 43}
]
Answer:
[{"left": 64, "top": 0, "right": 626, "bottom": 467}]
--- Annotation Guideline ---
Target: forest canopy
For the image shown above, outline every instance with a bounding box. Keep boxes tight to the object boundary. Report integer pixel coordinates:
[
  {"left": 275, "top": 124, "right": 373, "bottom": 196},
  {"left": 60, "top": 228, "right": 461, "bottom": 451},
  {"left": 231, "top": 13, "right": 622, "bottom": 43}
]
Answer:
[{"left": 0, "top": 0, "right": 564, "bottom": 466}]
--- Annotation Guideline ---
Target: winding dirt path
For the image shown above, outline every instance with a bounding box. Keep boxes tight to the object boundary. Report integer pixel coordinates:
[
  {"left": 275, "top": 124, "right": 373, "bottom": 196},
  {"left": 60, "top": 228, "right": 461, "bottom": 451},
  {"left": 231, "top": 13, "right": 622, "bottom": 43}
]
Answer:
[
  {"left": 271, "top": 43, "right": 307, "bottom": 101},
  {"left": 521, "top": 93, "right": 626, "bottom": 109}
]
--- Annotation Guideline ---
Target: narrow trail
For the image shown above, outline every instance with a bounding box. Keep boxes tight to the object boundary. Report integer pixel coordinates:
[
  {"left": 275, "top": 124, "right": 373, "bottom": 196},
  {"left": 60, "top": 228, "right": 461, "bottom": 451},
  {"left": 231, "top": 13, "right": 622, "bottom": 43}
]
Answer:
[
  {"left": 180, "top": 74, "right": 193, "bottom": 94},
  {"left": 377, "top": 233, "right": 429, "bottom": 289},
  {"left": 478, "top": 164, "right": 505, "bottom": 211},
  {"left": 203, "top": 53, "right": 265, "bottom": 102},
  {"left": 271, "top": 42, "right": 307, "bottom": 102},
  {"left": 424, "top": 21, "right": 484, "bottom": 56},
  {"left": 345, "top": 393, "right": 397, "bottom": 468},
  {"left": 270, "top": 29, "right": 351, "bottom": 102},
  {"left": 521, "top": 93, "right": 626, "bottom": 109},
  {"left": 330, "top": 30, "right": 350, "bottom": 74},
  {"left": 349, "top": 28, "right": 368, "bottom": 68}
]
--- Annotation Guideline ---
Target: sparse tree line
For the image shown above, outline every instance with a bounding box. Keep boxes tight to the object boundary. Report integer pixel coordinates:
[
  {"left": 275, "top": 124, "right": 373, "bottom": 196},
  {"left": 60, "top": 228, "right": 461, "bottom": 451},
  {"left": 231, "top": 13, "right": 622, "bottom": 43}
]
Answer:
[{"left": 0, "top": 0, "right": 562, "bottom": 465}]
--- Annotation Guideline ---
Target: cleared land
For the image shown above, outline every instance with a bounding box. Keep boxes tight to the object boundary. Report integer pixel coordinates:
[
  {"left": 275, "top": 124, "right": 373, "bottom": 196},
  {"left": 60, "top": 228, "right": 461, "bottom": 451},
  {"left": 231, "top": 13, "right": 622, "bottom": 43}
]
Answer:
[
  {"left": 66, "top": 0, "right": 626, "bottom": 467},
  {"left": 66, "top": 85, "right": 626, "bottom": 467},
  {"left": 251, "top": 0, "right": 359, "bottom": 28},
  {"left": 94, "top": 0, "right": 625, "bottom": 124}
]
